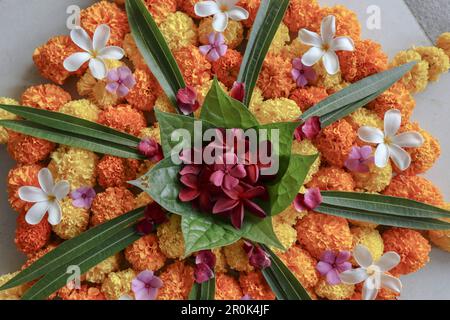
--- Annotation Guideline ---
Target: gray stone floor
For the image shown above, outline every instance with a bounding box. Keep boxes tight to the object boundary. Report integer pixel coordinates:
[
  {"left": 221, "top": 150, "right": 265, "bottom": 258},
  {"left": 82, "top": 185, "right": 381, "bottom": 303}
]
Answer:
[{"left": 405, "top": 0, "right": 450, "bottom": 41}]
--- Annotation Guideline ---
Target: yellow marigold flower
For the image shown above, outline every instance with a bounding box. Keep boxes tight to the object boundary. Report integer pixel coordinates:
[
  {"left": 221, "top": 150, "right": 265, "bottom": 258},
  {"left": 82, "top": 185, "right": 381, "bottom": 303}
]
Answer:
[
  {"left": 157, "top": 261, "right": 194, "bottom": 300},
  {"left": 123, "top": 33, "right": 147, "bottom": 70},
  {"left": 249, "top": 86, "right": 264, "bottom": 110},
  {"left": 21, "top": 84, "right": 71, "bottom": 111},
  {"left": 278, "top": 245, "right": 319, "bottom": 289},
  {"left": 0, "top": 97, "right": 19, "bottom": 144},
  {"left": 351, "top": 227, "right": 384, "bottom": 265},
  {"left": 52, "top": 198, "right": 90, "bottom": 240},
  {"left": 352, "top": 162, "right": 392, "bottom": 193},
  {"left": 98, "top": 104, "right": 147, "bottom": 136},
  {"left": 125, "top": 234, "right": 167, "bottom": 271},
  {"left": 140, "top": 123, "right": 161, "bottom": 143},
  {"left": 436, "top": 32, "right": 450, "bottom": 57},
  {"left": 291, "top": 139, "right": 321, "bottom": 184},
  {"left": 315, "top": 279, "right": 355, "bottom": 300},
  {"left": 91, "top": 187, "right": 135, "bottom": 226},
  {"left": 48, "top": 146, "right": 98, "bottom": 189},
  {"left": 429, "top": 204, "right": 450, "bottom": 252},
  {"left": 85, "top": 254, "right": 121, "bottom": 284},
  {"left": 198, "top": 17, "right": 244, "bottom": 49},
  {"left": 250, "top": 98, "right": 301, "bottom": 124},
  {"left": 157, "top": 214, "right": 185, "bottom": 259},
  {"left": 134, "top": 192, "right": 153, "bottom": 209},
  {"left": 59, "top": 99, "right": 100, "bottom": 122},
  {"left": 173, "top": 45, "right": 212, "bottom": 87},
  {"left": 159, "top": 12, "right": 198, "bottom": 51},
  {"left": 0, "top": 272, "right": 29, "bottom": 300},
  {"left": 315, "top": 5, "right": 361, "bottom": 40},
  {"left": 283, "top": 0, "right": 320, "bottom": 33},
  {"left": 272, "top": 218, "right": 297, "bottom": 251},
  {"left": 275, "top": 203, "right": 307, "bottom": 226},
  {"left": 212, "top": 248, "right": 228, "bottom": 273},
  {"left": 280, "top": 38, "right": 310, "bottom": 62},
  {"left": 390, "top": 50, "right": 429, "bottom": 94},
  {"left": 144, "top": 0, "right": 177, "bottom": 25},
  {"left": 307, "top": 166, "right": 355, "bottom": 191},
  {"left": 314, "top": 62, "right": 343, "bottom": 91},
  {"left": 154, "top": 94, "right": 178, "bottom": 114},
  {"left": 413, "top": 46, "right": 450, "bottom": 82},
  {"left": 350, "top": 220, "right": 379, "bottom": 229},
  {"left": 348, "top": 108, "right": 383, "bottom": 132},
  {"left": 239, "top": 271, "right": 275, "bottom": 300},
  {"left": 269, "top": 23, "right": 290, "bottom": 55},
  {"left": 223, "top": 240, "right": 254, "bottom": 272},
  {"left": 257, "top": 54, "right": 296, "bottom": 99},
  {"left": 101, "top": 269, "right": 136, "bottom": 300},
  {"left": 215, "top": 273, "right": 243, "bottom": 300}
]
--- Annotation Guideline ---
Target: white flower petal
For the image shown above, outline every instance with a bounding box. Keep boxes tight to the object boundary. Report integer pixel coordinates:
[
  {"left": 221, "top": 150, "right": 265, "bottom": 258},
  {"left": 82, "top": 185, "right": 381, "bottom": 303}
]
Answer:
[
  {"left": 38, "top": 168, "right": 54, "bottom": 194},
  {"left": 63, "top": 52, "right": 91, "bottom": 72},
  {"left": 388, "top": 144, "right": 411, "bottom": 171},
  {"left": 18, "top": 186, "right": 48, "bottom": 202},
  {"left": 25, "top": 202, "right": 49, "bottom": 225},
  {"left": 376, "top": 252, "right": 401, "bottom": 272},
  {"left": 212, "top": 12, "right": 229, "bottom": 32},
  {"left": 227, "top": 7, "right": 249, "bottom": 21},
  {"left": 374, "top": 143, "right": 390, "bottom": 168},
  {"left": 98, "top": 46, "right": 125, "bottom": 60},
  {"left": 354, "top": 244, "right": 374, "bottom": 268},
  {"left": 301, "top": 47, "right": 325, "bottom": 67},
  {"left": 47, "top": 202, "right": 62, "bottom": 226},
  {"left": 321, "top": 15, "right": 336, "bottom": 44},
  {"left": 391, "top": 132, "right": 424, "bottom": 148},
  {"left": 339, "top": 268, "right": 369, "bottom": 284},
  {"left": 322, "top": 51, "right": 340, "bottom": 75},
  {"left": 384, "top": 109, "right": 402, "bottom": 137},
  {"left": 194, "top": 1, "right": 220, "bottom": 17},
  {"left": 53, "top": 181, "right": 70, "bottom": 201},
  {"left": 298, "top": 29, "right": 323, "bottom": 47},
  {"left": 93, "top": 24, "right": 110, "bottom": 51},
  {"left": 70, "top": 28, "right": 93, "bottom": 52},
  {"left": 362, "top": 278, "right": 379, "bottom": 300},
  {"left": 331, "top": 36, "right": 355, "bottom": 51},
  {"left": 380, "top": 273, "right": 402, "bottom": 293},
  {"left": 358, "top": 126, "right": 385, "bottom": 144},
  {"left": 89, "top": 58, "right": 107, "bottom": 80}
]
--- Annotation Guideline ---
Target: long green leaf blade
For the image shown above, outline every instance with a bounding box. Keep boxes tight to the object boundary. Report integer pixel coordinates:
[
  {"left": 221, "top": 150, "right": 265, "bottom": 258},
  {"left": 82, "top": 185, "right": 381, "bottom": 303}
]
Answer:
[
  {"left": 188, "top": 278, "right": 216, "bottom": 300},
  {"left": 126, "top": 0, "right": 185, "bottom": 108},
  {"left": 237, "top": 0, "right": 290, "bottom": 106},
  {"left": 0, "top": 208, "right": 145, "bottom": 291},
  {"left": 0, "top": 120, "right": 145, "bottom": 160}
]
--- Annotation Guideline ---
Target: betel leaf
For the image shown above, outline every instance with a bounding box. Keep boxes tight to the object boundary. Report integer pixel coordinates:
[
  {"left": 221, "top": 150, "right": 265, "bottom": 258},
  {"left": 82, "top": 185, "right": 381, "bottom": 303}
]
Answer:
[
  {"left": 260, "top": 245, "right": 311, "bottom": 300},
  {"left": 237, "top": 0, "right": 290, "bottom": 106},
  {"left": 0, "top": 120, "right": 145, "bottom": 160},
  {"left": 126, "top": 0, "right": 185, "bottom": 108},
  {"left": 266, "top": 154, "right": 318, "bottom": 216},
  {"left": 301, "top": 62, "right": 417, "bottom": 121},
  {"left": 0, "top": 208, "right": 145, "bottom": 291},
  {"left": 188, "top": 278, "right": 216, "bottom": 300},
  {"left": 0, "top": 104, "right": 140, "bottom": 148},
  {"left": 21, "top": 227, "right": 141, "bottom": 300},
  {"left": 200, "top": 78, "right": 259, "bottom": 129}
]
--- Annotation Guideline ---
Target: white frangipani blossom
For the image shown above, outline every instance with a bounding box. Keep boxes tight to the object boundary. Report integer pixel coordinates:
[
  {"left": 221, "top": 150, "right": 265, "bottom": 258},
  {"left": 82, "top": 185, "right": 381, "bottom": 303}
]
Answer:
[
  {"left": 358, "top": 109, "right": 424, "bottom": 171},
  {"left": 298, "top": 15, "right": 354, "bottom": 75},
  {"left": 63, "top": 24, "right": 124, "bottom": 80},
  {"left": 340, "top": 245, "right": 402, "bottom": 300},
  {"left": 194, "top": 0, "right": 249, "bottom": 33},
  {"left": 18, "top": 168, "right": 70, "bottom": 226}
]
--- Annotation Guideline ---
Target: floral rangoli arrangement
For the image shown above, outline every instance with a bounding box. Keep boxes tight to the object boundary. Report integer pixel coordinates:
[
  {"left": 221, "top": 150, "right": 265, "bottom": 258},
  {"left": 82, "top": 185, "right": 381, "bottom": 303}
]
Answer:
[{"left": 0, "top": 0, "right": 450, "bottom": 301}]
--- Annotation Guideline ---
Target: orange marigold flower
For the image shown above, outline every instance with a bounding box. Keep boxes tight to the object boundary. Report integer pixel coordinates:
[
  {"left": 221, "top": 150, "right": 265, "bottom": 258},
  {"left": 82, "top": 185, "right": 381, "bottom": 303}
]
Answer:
[
  {"left": 307, "top": 166, "right": 355, "bottom": 191},
  {"left": 295, "top": 212, "right": 353, "bottom": 260},
  {"left": 382, "top": 228, "right": 431, "bottom": 276},
  {"left": 237, "top": 0, "right": 260, "bottom": 28},
  {"left": 239, "top": 271, "right": 275, "bottom": 300},
  {"left": 96, "top": 155, "right": 140, "bottom": 188},
  {"left": 314, "top": 6, "right": 361, "bottom": 40},
  {"left": 289, "top": 87, "right": 328, "bottom": 112},
  {"left": 126, "top": 69, "right": 161, "bottom": 111},
  {"left": 212, "top": 49, "right": 243, "bottom": 88},
  {"left": 123, "top": 33, "right": 147, "bottom": 71},
  {"left": 144, "top": 0, "right": 177, "bottom": 24},
  {"left": 7, "top": 164, "right": 42, "bottom": 214},
  {"left": 173, "top": 45, "right": 212, "bottom": 87},
  {"left": 15, "top": 212, "right": 51, "bottom": 255},
  {"left": 283, "top": 0, "right": 321, "bottom": 33},
  {"left": 215, "top": 273, "right": 243, "bottom": 300},
  {"left": 257, "top": 53, "right": 296, "bottom": 99},
  {"left": 157, "top": 261, "right": 195, "bottom": 300},
  {"left": 22, "top": 244, "right": 56, "bottom": 269},
  {"left": 383, "top": 175, "right": 444, "bottom": 207},
  {"left": 313, "top": 119, "right": 356, "bottom": 167},
  {"left": 21, "top": 84, "right": 71, "bottom": 111},
  {"left": 278, "top": 245, "right": 319, "bottom": 289},
  {"left": 7, "top": 132, "right": 55, "bottom": 165},
  {"left": 337, "top": 40, "right": 388, "bottom": 83},
  {"left": 177, "top": 0, "right": 200, "bottom": 18},
  {"left": 33, "top": 36, "right": 84, "bottom": 85},
  {"left": 98, "top": 104, "right": 147, "bottom": 136},
  {"left": 91, "top": 187, "right": 135, "bottom": 226},
  {"left": 58, "top": 285, "right": 106, "bottom": 300},
  {"left": 367, "top": 83, "right": 415, "bottom": 124},
  {"left": 80, "top": 1, "right": 129, "bottom": 47},
  {"left": 125, "top": 234, "right": 167, "bottom": 272}
]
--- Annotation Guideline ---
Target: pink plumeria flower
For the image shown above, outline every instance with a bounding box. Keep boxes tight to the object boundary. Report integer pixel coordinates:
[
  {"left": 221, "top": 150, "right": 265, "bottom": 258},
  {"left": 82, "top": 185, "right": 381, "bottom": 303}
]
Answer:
[
  {"left": 195, "top": 250, "right": 216, "bottom": 283},
  {"left": 210, "top": 153, "right": 247, "bottom": 190},
  {"left": 138, "top": 138, "right": 164, "bottom": 162},
  {"left": 176, "top": 86, "right": 200, "bottom": 115},
  {"left": 294, "top": 116, "right": 322, "bottom": 142},
  {"left": 294, "top": 188, "right": 323, "bottom": 212},
  {"left": 291, "top": 58, "right": 317, "bottom": 87},
  {"left": 316, "top": 251, "right": 352, "bottom": 285},
  {"left": 131, "top": 270, "right": 163, "bottom": 300},
  {"left": 345, "top": 146, "right": 374, "bottom": 173},
  {"left": 71, "top": 187, "right": 96, "bottom": 209},
  {"left": 243, "top": 241, "right": 271, "bottom": 270},
  {"left": 106, "top": 66, "right": 136, "bottom": 97},
  {"left": 194, "top": 0, "right": 249, "bottom": 32},
  {"left": 199, "top": 32, "right": 228, "bottom": 62}
]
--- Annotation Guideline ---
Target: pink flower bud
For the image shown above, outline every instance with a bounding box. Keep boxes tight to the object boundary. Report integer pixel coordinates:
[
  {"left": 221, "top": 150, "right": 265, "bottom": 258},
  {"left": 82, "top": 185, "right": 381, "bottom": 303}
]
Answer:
[
  {"left": 176, "top": 86, "right": 200, "bottom": 115},
  {"left": 138, "top": 138, "right": 164, "bottom": 162},
  {"left": 230, "top": 82, "right": 245, "bottom": 102}
]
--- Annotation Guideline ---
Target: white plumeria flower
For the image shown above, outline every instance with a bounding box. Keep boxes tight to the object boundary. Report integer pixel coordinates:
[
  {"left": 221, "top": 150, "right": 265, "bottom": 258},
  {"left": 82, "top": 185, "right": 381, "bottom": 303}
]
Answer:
[
  {"left": 358, "top": 109, "right": 424, "bottom": 171},
  {"left": 63, "top": 24, "right": 124, "bottom": 80},
  {"left": 299, "top": 15, "right": 354, "bottom": 75},
  {"left": 194, "top": 0, "right": 249, "bottom": 32},
  {"left": 340, "top": 245, "right": 402, "bottom": 300},
  {"left": 18, "top": 168, "right": 70, "bottom": 226}
]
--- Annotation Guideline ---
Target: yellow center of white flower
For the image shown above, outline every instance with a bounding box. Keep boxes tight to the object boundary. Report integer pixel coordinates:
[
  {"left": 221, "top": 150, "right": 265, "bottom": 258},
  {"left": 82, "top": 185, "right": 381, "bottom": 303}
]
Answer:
[
  {"left": 366, "top": 265, "right": 378, "bottom": 276},
  {"left": 322, "top": 43, "right": 330, "bottom": 51},
  {"left": 384, "top": 136, "right": 393, "bottom": 145},
  {"left": 220, "top": 4, "right": 229, "bottom": 12},
  {"left": 47, "top": 194, "right": 56, "bottom": 202}
]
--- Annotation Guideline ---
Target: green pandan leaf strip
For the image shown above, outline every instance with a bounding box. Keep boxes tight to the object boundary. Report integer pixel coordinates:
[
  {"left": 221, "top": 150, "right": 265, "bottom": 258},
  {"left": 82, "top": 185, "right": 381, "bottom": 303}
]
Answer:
[{"left": 188, "top": 278, "right": 216, "bottom": 300}]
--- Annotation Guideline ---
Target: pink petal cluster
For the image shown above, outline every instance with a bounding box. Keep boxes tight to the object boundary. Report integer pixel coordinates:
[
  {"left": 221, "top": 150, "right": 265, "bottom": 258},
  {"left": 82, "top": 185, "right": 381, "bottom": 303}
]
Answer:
[
  {"left": 138, "top": 138, "right": 164, "bottom": 162},
  {"left": 71, "top": 187, "right": 96, "bottom": 209},
  {"left": 316, "top": 250, "right": 352, "bottom": 285},
  {"left": 136, "top": 202, "right": 168, "bottom": 235},
  {"left": 294, "top": 116, "right": 321, "bottom": 141},
  {"left": 176, "top": 86, "right": 200, "bottom": 115},
  {"left": 199, "top": 32, "right": 228, "bottom": 62},
  {"left": 105, "top": 66, "right": 136, "bottom": 97},
  {"left": 291, "top": 58, "right": 317, "bottom": 88},
  {"left": 243, "top": 241, "right": 271, "bottom": 269},
  {"left": 131, "top": 270, "right": 163, "bottom": 300},
  {"left": 294, "top": 187, "right": 323, "bottom": 212},
  {"left": 345, "top": 146, "right": 374, "bottom": 173},
  {"left": 230, "top": 82, "right": 245, "bottom": 102},
  {"left": 195, "top": 250, "right": 216, "bottom": 283}
]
